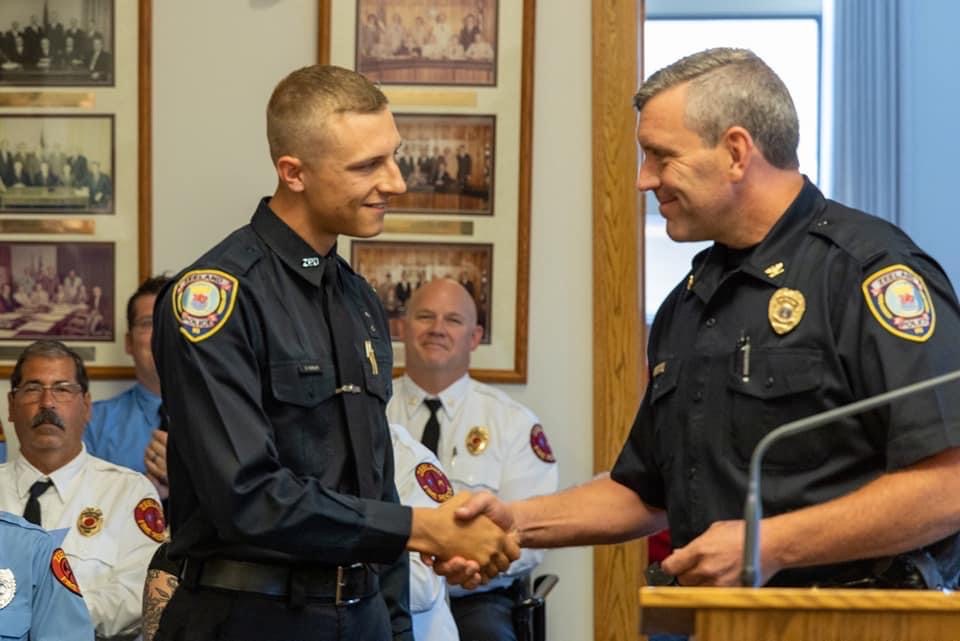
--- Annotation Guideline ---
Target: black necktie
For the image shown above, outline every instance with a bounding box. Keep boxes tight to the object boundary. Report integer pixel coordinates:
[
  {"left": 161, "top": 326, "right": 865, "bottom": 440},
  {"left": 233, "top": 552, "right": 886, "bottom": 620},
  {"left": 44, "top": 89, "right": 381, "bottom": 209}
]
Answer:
[
  {"left": 322, "top": 257, "right": 377, "bottom": 498},
  {"left": 23, "top": 478, "right": 53, "bottom": 526},
  {"left": 421, "top": 398, "right": 443, "bottom": 456}
]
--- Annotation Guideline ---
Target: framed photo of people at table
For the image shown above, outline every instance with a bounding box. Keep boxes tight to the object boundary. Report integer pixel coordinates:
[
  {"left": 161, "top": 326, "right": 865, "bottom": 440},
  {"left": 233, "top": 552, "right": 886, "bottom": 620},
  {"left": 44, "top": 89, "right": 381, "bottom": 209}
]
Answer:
[
  {"left": 0, "top": 0, "right": 116, "bottom": 88},
  {"left": 0, "top": 0, "right": 151, "bottom": 379},
  {"left": 0, "top": 114, "right": 115, "bottom": 214},
  {"left": 320, "top": 0, "right": 533, "bottom": 382},
  {"left": 351, "top": 240, "right": 493, "bottom": 344},
  {"left": 353, "top": 0, "right": 498, "bottom": 86},
  {"left": 393, "top": 113, "right": 494, "bottom": 215}
]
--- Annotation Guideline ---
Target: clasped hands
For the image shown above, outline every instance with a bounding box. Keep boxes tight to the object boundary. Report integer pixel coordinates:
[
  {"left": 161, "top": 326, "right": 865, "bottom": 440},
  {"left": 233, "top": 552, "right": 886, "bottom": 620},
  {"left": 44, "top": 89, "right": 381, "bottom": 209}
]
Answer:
[{"left": 412, "top": 491, "right": 515, "bottom": 589}]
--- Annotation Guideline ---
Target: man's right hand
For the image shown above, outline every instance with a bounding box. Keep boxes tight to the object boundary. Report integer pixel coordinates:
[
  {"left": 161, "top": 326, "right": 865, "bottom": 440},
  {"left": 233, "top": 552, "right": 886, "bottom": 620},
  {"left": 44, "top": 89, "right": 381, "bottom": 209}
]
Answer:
[
  {"left": 408, "top": 491, "right": 519, "bottom": 584},
  {"left": 427, "top": 491, "right": 516, "bottom": 587}
]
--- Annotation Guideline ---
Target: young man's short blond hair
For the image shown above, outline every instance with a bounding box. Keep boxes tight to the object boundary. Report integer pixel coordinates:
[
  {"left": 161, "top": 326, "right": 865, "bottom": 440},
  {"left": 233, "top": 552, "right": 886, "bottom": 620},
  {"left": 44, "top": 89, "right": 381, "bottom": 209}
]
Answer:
[{"left": 266, "top": 65, "right": 388, "bottom": 164}]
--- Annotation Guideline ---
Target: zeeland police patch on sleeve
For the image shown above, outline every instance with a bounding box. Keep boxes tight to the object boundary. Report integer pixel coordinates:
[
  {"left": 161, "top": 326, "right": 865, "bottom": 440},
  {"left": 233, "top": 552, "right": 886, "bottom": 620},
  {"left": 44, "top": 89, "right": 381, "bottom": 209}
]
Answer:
[
  {"left": 862, "top": 264, "right": 935, "bottom": 342},
  {"left": 172, "top": 269, "right": 239, "bottom": 343}
]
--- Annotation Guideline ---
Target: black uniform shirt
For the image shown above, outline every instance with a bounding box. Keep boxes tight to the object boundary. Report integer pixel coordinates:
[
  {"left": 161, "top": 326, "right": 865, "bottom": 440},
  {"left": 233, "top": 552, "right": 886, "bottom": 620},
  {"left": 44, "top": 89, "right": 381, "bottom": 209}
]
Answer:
[
  {"left": 612, "top": 180, "right": 960, "bottom": 585},
  {"left": 153, "top": 198, "right": 411, "bottom": 566}
]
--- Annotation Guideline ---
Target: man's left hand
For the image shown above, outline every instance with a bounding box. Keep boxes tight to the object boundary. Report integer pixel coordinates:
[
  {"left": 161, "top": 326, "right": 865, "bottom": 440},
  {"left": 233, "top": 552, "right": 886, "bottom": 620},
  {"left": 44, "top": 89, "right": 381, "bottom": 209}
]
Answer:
[
  {"left": 661, "top": 519, "right": 776, "bottom": 586},
  {"left": 144, "top": 429, "right": 169, "bottom": 499}
]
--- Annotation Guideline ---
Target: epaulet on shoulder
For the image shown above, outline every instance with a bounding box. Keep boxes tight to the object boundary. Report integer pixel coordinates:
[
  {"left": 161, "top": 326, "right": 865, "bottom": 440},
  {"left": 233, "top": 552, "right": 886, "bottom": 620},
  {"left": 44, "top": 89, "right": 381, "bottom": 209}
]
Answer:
[
  {"left": 219, "top": 242, "right": 264, "bottom": 276},
  {"left": 809, "top": 200, "right": 904, "bottom": 265}
]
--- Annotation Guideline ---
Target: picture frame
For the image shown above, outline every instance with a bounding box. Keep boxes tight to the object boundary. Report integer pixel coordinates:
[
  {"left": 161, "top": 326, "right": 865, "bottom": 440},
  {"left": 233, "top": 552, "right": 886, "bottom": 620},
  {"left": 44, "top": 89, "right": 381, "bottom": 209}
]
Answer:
[
  {"left": 0, "top": 114, "right": 116, "bottom": 214},
  {"left": 351, "top": 239, "right": 493, "bottom": 343},
  {"left": 354, "top": 0, "right": 498, "bottom": 86},
  {"left": 0, "top": 0, "right": 116, "bottom": 88},
  {"left": 0, "top": 0, "right": 151, "bottom": 379},
  {"left": 320, "top": 0, "right": 533, "bottom": 383},
  {"left": 393, "top": 113, "right": 495, "bottom": 215}
]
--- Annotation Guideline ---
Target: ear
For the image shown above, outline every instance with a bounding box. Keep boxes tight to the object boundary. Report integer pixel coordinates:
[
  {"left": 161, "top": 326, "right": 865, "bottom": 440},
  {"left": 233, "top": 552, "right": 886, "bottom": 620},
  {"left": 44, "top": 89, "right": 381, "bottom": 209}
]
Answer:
[
  {"left": 7, "top": 392, "right": 13, "bottom": 422},
  {"left": 81, "top": 391, "right": 92, "bottom": 423},
  {"left": 468, "top": 325, "right": 483, "bottom": 352},
  {"left": 124, "top": 331, "right": 133, "bottom": 356},
  {"left": 722, "top": 126, "right": 754, "bottom": 182},
  {"left": 276, "top": 155, "right": 306, "bottom": 193}
]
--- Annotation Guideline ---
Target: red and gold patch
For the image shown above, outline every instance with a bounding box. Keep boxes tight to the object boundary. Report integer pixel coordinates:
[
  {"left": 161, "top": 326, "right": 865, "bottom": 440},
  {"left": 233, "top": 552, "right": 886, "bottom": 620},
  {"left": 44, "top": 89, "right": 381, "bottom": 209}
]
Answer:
[
  {"left": 76, "top": 507, "right": 104, "bottom": 537},
  {"left": 530, "top": 424, "right": 556, "bottom": 463},
  {"left": 465, "top": 426, "right": 489, "bottom": 455},
  {"left": 862, "top": 264, "right": 935, "bottom": 342},
  {"left": 415, "top": 462, "right": 454, "bottom": 503},
  {"left": 51, "top": 548, "right": 82, "bottom": 596},
  {"left": 134, "top": 498, "right": 166, "bottom": 542}
]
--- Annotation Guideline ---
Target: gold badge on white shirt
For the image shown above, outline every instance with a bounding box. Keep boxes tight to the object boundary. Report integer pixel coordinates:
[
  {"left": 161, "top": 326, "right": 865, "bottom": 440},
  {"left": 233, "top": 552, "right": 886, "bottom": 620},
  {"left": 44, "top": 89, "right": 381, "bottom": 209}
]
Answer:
[
  {"left": 77, "top": 507, "right": 104, "bottom": 537},
  {"left": 466, "top": 426, "right": 490, "bottom": 455}
]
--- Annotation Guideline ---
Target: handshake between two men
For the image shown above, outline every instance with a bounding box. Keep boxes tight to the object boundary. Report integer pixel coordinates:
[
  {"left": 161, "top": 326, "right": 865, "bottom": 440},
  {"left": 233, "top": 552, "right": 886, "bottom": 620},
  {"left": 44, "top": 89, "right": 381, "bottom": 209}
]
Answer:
[{"left": 408, "top": 490, "right": 521, "bottom": 587}]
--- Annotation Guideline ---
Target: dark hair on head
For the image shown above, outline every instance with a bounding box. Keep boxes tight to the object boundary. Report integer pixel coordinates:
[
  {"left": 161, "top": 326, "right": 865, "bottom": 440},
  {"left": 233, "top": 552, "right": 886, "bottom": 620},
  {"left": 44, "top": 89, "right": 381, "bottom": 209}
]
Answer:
[
  {"left": 127, "top": 274, "right": 172, "bottom": 330},
  {"left": 11, "top": 340, "right": 89, "bottom": 392}
]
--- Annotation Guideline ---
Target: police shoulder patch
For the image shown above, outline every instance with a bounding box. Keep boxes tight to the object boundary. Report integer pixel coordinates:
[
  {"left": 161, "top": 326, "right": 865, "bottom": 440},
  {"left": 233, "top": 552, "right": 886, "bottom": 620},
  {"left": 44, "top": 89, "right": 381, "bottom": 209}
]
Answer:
[
  {"left": 172, "top": 269, "right": 239, "bottom": 343},
  {"left": 51, "top": 548, "right": 82, "bottom": 596},
  {"left": 530, "top": 424, "right": 556, "bottom": 463},
  {"left": 862, "top": 264, "right": 936, "bottom": 342},
  {"left": 134, "top": 498, "right": 166, "bottom": 542},
  {"left": 415, "top": 462, "right": 454, "bottom": 503}
]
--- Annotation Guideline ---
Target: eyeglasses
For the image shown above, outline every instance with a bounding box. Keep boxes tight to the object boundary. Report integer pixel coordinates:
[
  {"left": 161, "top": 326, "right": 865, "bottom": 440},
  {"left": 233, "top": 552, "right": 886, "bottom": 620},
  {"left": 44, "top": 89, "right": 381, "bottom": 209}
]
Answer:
[
  {"left": 131, "top": 317, "right": 153, "bottom": 332},
  {"left": 13, "top": 382, "right": 84, "bottom": 403}
]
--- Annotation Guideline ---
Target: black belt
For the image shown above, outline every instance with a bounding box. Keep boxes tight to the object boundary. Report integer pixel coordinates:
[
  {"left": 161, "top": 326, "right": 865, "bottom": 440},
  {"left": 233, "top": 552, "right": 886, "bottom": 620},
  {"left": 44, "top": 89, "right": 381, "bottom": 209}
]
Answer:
[{"left": 182, "top": 558, "right": 378, "bottom": 605}]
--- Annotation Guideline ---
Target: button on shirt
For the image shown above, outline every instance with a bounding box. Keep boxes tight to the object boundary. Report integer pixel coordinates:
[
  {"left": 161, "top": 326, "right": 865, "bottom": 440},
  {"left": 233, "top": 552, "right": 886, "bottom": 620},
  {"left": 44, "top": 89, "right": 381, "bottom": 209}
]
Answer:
[
  {"left": 389, "top": 424, "right": 459, "bottom": 641},
  {"left": 0, "top": 447, "right": 161, "bottom": 639},
  {"left": 0, "top": 511, "right": 94, "bottom": 641},
  {"left": 387, "top": 374, "right": 559, "bottom": 595},
  {"left": 611, "top": 179, "right": 960, "bottom": 586},
  {"left": 83, "top": 383, "right": 162, "bottom": 474}
]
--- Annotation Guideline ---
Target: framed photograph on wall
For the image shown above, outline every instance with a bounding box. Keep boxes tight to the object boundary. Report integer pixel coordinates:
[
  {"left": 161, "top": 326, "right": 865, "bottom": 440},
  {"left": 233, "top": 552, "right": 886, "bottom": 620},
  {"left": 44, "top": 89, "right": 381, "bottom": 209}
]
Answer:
[
  {"left": 320, "top": 0, "right": 533, "bottom": 383},
  {"left": 354, "top": 0, "right": 498, "bottom": 86},
  {"left": 0, "top": 0, "right": 151, "bottom": 378},
  {"left": 0, "top": 241, "right": 115, "bottom": 341},
  {"left": 0, "top": 0, "right": 116, "bottom": 88},
  {"left": 351, "top": 239, "right": 493, "bottom": 342},
  {"left": 394, "top": 113, "right": 494, "bottom": 215},
  {"left": 0, "top": 114, "right": 115, "bottom": 214}
]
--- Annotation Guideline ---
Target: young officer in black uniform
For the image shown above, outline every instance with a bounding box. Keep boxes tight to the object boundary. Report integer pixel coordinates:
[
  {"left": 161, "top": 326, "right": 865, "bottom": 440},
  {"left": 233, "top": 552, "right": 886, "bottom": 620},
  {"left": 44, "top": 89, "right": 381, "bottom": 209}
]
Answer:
[
  {"left": 444, "top": 47, "right": 960, "bottom": 590},
  {"left": 152, "top": 65, "right": 517, "bottom": 641}
]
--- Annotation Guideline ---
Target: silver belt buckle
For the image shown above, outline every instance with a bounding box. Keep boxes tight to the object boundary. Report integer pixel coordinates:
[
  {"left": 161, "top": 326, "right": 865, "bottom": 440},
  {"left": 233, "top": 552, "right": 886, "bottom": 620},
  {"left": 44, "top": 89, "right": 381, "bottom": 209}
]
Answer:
[{"left": 335, "top": 562, "right": 365, "bottom": 606}]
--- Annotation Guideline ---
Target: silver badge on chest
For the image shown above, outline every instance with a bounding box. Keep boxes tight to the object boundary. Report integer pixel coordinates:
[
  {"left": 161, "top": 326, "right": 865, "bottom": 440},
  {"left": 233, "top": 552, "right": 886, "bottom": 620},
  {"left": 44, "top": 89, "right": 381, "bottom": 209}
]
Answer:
[{"left": 0, "top": 568, "right": 16, "bottom": 609}]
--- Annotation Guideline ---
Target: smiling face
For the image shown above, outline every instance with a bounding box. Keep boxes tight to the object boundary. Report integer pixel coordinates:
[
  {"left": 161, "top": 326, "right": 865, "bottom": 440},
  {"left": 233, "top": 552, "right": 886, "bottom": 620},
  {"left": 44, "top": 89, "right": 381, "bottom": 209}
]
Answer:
[
  {"left": 635, "top": 83, "right": 736, "bottom": 244},
  {"left": 402, "top": 278, "right": 482, "bottom": 388},
  {"left": 287, "top": 108, "right": 406, "bottom": 248},
  {"left": 9, "top": 356, "right": 90, "bottom": 472}
]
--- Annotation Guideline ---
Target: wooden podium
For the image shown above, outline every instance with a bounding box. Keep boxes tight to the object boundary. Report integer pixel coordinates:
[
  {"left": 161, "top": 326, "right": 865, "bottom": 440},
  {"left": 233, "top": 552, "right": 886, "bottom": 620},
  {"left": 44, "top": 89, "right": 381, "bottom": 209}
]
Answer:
[{"left": 639, "top": 586, "right": 960, "bottom": 640}]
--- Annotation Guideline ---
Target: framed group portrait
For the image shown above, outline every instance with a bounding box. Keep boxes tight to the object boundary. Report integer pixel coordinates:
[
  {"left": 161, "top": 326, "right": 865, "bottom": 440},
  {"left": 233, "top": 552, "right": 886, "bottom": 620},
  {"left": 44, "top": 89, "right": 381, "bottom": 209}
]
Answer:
[
  {"left": 0, "top": 0, "right": 151, "bottom": 378},
  {"left": 320, "top": 0, "right": 533, "bottom": 383}
]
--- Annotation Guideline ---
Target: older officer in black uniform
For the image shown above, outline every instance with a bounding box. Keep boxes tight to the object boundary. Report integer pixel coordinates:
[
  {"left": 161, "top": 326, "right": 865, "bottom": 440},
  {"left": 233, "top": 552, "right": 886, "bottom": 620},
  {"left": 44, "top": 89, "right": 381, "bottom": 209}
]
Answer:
[
  {"left": 152, "top": 65, "right": 517, "bottom": 641},
  {"left": 445, "top": 47, "right": 960, "bottom": 590}
]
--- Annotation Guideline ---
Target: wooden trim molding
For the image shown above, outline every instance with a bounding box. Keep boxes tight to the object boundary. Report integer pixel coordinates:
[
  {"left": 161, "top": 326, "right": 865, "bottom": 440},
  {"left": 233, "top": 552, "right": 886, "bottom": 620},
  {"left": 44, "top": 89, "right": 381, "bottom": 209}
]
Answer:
[{"left": 592, "top": 1, "right": 646, "bottom": 640}]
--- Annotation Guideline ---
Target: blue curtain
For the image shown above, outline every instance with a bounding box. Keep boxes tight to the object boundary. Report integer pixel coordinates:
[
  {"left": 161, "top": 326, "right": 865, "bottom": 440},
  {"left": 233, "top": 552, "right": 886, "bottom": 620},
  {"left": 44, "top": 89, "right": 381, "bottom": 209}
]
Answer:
[{"left": 832, "top": 0, "right": 900, "bottom": 223}]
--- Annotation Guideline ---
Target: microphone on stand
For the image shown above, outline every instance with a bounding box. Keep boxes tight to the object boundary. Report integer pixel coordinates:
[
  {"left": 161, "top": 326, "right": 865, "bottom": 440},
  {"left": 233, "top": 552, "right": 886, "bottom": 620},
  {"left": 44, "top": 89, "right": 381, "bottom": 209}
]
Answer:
[{"left": 741, "top": 368, "right": 960, "bottom": 587}]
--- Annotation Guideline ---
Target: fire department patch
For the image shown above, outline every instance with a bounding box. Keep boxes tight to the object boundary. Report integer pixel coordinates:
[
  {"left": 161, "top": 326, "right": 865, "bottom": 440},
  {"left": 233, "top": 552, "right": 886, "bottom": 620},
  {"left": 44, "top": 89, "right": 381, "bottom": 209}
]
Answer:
[
  {"left": 51, "top": 548, "right": 82, "bottom": 596},
  {"left": 862, "top": 264, "right": 935, "bottom": 342},
  {"left": 134, "top": 498, "right": 166, "bottom": 542},
  {"left": 530, "top": 424, "right": 556, "bottom": 463},
  {"left": 172, "top": 269, "right": 239, "bottom": 343},
  {"left": 415, "top": 462, "right": 454, "bottom": 503}
]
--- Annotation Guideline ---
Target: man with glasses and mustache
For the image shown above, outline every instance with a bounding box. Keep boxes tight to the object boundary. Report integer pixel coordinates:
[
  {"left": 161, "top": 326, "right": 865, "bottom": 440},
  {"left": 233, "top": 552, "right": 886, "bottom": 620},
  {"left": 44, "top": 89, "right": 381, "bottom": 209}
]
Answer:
[{"left": 0, "top": 340, "right": 163, "bottom": 640}]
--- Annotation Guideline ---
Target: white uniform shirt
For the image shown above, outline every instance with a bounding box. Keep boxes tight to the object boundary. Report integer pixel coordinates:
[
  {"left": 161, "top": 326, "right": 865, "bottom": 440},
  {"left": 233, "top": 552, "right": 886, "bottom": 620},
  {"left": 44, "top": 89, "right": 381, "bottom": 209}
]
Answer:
[
  {"left": 0, "top": 447, "right": 162, "bottom": 639},
  {"left": 387, "top": 374, "right": 559, "bottom": 596},
  {"left": 389, "top": 423, "right": 459, "bottom": 641}
]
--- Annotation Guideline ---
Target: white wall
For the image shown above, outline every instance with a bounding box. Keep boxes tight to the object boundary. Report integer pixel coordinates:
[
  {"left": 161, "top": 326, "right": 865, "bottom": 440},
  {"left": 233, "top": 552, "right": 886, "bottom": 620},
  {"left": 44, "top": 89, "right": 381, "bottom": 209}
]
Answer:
[{"left": 153, "top": 1, "right": 593, "bottom": 638}]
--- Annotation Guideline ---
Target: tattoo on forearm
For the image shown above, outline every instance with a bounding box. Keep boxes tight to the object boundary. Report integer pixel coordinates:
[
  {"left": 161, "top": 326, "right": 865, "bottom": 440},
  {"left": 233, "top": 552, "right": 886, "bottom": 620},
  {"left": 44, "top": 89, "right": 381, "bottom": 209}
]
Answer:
[{"left": 142, "top": 569, "right": 179, "bottom": 641}]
